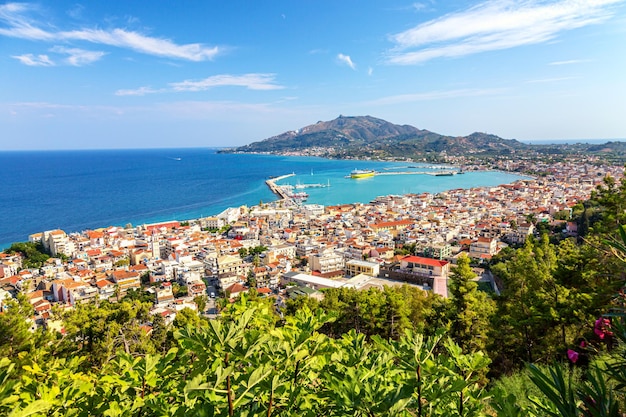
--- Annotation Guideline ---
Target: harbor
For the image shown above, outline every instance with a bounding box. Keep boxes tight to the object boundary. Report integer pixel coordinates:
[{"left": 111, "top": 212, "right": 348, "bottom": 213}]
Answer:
[
  {"left": 377, "top": 170, "right": 460, "bottom": 176},
  {"left": 265, "top": 173, "right": 295, "bottom": 200},
  {"left": 267, "top": 167, "right": 463, "bottom": 206},
  {"left": 266, "top": 173, "right": 312, "bottom": 204},
  {"left": 294, "top": 179, "right": 331, "bottom": 189},
  {"left": 345, "top": 169, "right": 461, "bottom": 178}
]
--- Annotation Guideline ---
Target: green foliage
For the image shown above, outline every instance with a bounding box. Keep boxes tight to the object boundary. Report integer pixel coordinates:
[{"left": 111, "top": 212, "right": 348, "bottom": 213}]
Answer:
[
  {"left": 194, "top": 295, "right": 207, "bottom": 312},
  {"left": 5, "top": 241, "right": 50, "bottom": 269},
  {"left": 1, "top": 304, "right": 495, "bottom": 416},
  {"left": 5, "top": 186, "right": 626, "bottom": 415},
  {"left": 219, "top": 224, "right": 232, "bottom": 235},
  {"left": 589, "top": 174, "right": 626, "bottom": 234},
  {"left": 448, "top": 255, "right": 495, "bottom": 354},
  {"left": 553, "top": 209, "right": 571, "bottom": 221},
  {"left": 488, "top": 233, "right": 618, "bottom": 375},
  {"left": 54, "top": 300, "right": 155, "bottom": 368},
  {"left": 318, "top": 285, "right": 446, "bottom": 340},
  {"left": 172, "top": 307, "right": 206, "bottom": 329},
  {"left": 394, "top": 242, "right": 416, "bottom": 256},
  {"left": 526, "top": 362, "right": 623, "bottom": 417},
  {"left": 604, "top": 224, "right": 626, "bottom": 263},
  {"left": 121, "top": 288, "right": 154, "bottom": 304},
  {"left": 488, "top": 363, "right": 584, "bottom": 416},
  {"left": 0, "top": 294, "right": 35, "bottom": 358},
  {"left": 114, "top": 259, "right": 129, "bottom": 267},
  {"left": 284, "top": 294, "right": 320, "bottom": 316},
  {"left": 248, "top": 245, "right": 268, "bottom": 256},
  {"left": 171, "top": 282, "right": 188, "bottom": 298}
]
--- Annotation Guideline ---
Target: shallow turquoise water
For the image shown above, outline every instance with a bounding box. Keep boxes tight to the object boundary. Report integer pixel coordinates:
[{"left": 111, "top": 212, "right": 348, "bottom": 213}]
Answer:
[{"left": 0, "top": 149, "right": 526, "bottom": 247}]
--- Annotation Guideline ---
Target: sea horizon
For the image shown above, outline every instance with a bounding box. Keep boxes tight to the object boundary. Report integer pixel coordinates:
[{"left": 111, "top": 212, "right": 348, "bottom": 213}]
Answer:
[
  {"left": 2, "top": 137, "right": 626, "bottom": 153},
  {"left": 521, "top": 138, "right": 626, "bottom": 145},
  {"left": 1, "top": 148, "right": 529, "bottom": 250}
]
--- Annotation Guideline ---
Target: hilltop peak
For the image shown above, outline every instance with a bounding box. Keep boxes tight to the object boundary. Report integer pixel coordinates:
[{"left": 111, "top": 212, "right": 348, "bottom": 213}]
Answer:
[{"left": 229, "top": 115, "right": 526, "bottom": 158}]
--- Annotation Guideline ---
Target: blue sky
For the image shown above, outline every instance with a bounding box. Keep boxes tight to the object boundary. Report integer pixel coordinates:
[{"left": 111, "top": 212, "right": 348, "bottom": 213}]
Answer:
[{"left": 1, "top": 0, "right": 625, "bottom": 150}]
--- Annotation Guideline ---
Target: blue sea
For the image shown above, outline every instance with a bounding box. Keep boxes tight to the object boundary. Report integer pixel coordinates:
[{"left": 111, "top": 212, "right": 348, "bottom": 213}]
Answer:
[{"left": 0, "top": 148, "right": 526, "bottom": 249}]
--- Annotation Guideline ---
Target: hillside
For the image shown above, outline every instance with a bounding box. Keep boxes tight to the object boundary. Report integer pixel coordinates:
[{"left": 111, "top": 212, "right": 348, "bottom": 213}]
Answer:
[{"left": 226, "top": 115, "right": 529, "bottom": 158}]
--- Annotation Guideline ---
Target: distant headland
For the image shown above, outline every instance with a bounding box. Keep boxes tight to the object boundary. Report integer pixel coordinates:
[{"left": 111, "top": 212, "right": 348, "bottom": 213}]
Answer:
[{"left": 219, "top": 115, "right": 626, "bottom": 163}]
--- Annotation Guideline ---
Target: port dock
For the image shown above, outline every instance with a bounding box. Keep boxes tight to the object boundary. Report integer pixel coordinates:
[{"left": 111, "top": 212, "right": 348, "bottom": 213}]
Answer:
[
  {"left": 265, "top": 173, "right": 295, "bottom": 200},
  {"left": 294, "top": 180, "right": 330, "bottom": 189}
]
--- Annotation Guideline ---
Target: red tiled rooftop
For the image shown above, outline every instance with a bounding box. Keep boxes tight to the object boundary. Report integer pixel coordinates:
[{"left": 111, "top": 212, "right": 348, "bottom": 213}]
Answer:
[{"left": 401, "top": 255, "right": 449, "bottom": 267}]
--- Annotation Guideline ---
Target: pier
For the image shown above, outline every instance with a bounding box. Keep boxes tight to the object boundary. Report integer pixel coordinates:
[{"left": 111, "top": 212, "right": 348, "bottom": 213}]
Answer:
[
  {"left": 294, "top": 180, "right": 330, "bottom": 189},
  {"left": 265, "top": 173, "right": 295, "bottom": 200}
]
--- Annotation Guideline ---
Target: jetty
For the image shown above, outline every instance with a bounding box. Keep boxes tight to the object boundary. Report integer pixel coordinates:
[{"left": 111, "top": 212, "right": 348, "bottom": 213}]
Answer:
[
  {"left": 265, "top": 173, "right": 296, "bottom": 200},
  {"left": 294, "top": 179, "right": 330, "bottom": 189}
]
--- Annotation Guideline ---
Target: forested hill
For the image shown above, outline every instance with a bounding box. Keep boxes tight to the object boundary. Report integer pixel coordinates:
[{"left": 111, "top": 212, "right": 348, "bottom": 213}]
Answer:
[
  {"left": 224, "top": 115, "right": 529, "bottom": 157},
  {"left": 222, "top": 115, "right": 626, "bottom": 162}
]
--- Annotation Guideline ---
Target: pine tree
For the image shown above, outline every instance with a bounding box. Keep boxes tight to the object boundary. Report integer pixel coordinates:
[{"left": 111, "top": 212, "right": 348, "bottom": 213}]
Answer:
[
  {"left": 448, "top": 254, "right": 495, "bottom": 353},
  {"left": 0, "top": 294, "right": 35, "bottom": 358}
]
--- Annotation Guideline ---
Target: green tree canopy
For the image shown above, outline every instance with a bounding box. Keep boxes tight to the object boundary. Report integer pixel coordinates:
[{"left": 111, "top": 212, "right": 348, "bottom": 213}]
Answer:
[
  {"left": 448, "top": 254, "right": 495, "bottom": 354},
  {"left": 5, "top": 241, "right": 50, "bottom": 269}
]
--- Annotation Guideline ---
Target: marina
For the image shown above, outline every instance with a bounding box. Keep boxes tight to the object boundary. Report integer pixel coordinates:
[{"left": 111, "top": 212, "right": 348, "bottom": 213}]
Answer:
[
  {"left": 265, "top": 173, "right": 311, "bottom": 203},
  {"left": 294, "top": 179, "right": 331, "bottom": 189},
  {"left": 265, "top": 173, "right": 295, "bottom": 200},
  {"left": 345, "top": 169, "right": 461, "bottom": 178}
]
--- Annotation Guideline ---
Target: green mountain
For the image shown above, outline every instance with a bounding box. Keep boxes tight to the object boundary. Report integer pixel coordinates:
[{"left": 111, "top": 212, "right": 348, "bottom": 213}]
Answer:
[{"left": 226, "top": 115, "right": 528, "bottom": 158}]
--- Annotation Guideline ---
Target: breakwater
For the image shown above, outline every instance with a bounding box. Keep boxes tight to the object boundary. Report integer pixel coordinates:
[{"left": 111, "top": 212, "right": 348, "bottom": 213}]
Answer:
[{"left": 265, "top": 173, "right": 296, "bottom": 200}]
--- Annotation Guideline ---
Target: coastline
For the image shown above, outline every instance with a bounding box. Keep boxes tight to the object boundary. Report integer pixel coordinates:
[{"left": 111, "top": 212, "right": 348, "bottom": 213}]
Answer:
[{"left": 0, "top": 150, "right": 541, "bottom": 249}]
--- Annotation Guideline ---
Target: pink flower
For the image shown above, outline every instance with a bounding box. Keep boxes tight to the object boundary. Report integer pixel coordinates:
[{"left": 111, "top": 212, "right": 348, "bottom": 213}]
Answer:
[
  {"left": 594, "top": 317, "right": 613, "bottom": 340},
  {"left": 567, "top": 349, "right": 579, "bottom": 363},
  {"left": 579, "top": 340, "right": 587, "bottom": 348}
]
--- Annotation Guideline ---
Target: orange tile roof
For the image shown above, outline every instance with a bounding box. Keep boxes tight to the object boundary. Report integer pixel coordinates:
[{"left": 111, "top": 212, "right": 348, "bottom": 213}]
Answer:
[
  {"left": 401, "top": 255, "right": 449, "bottom": 267},
  {"left": 96, "top": 279, "right": 115, "bottom": 289},
  {"left": 111, "top": 270, "right": 139, "bottom": 281},
  {"left": 226, "top": 282, "right": 247, "bottom": 294}
]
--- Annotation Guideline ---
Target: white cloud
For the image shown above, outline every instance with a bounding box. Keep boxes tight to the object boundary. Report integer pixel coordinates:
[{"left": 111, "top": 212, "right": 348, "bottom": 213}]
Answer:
[
  {"left": 337, "top": 53, "right": 356, "bottom": 70},
  {"left": 549, "top": 59, "right": 590, "bottom": 65},
  {"left": 8, "top": 101, "right": 83, "bottom": 110},
  {"left": 365, "top": 88, "right": 506, "bottom": 106},
  {"left": 0, "top": 3, "right": 219, "bottom": 61},
  {"left": 51, "top": 46, "right": 106, "bottom": 66},
  {"left": 66, "top": 4, "right": 85, "bottom": 20},
  {"left": 115, "top": 86, "right": 161, "bottom": 97},
  {"left": 411, "top": 2, "right": 429, "bottom": 11},
  {"left": 58, "top": 28, "right": 219, "bottom": 61},
  {"left": 116, "top": 73, "right": 284, "bottom": 96},
  {"left": 170, "top": 74, "right": 284, "bottom": 92},
  {"left": 12, "top": 53, "right": 54, "bottom": 66},
  {"left": 387, "top": 0, "right": 623, "bottom": 64},
  {"left": 368, "top": 67, "right": 373, "bottom": 76}
]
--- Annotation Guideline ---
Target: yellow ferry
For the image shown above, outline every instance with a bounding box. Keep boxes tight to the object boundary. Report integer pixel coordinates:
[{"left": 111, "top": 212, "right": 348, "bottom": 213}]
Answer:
[{"left": 350, "top": 169, "right": 375, "bottom": 179}]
